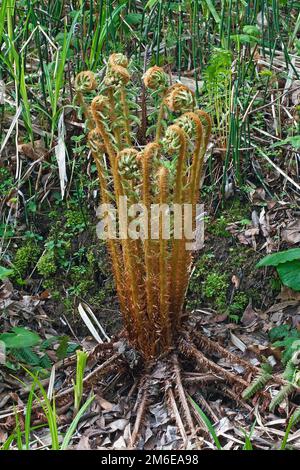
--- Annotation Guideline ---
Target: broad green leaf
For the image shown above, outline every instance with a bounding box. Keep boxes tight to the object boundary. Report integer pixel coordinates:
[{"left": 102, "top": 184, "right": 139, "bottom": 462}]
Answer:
[
  {"left": 0, "top": 266, "right": 13, "bottom": 280},
  {"left": 256, "top": 248, "right": 300, "bottom": 268},
  {"left": 0, "top": 327, "right": 40, "bottom": 349},
  {"left": 277, "top": 260, "right": 300, "bottom": 292},
  {"left": 272, "top": 135, "right": 300, "bottom": 149}
]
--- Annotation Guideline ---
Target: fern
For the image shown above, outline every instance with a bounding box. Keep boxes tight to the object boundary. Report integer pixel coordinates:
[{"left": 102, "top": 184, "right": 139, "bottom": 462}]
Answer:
[
  {"left": 75, "top": 55, "right": 211, "bottom": 359},
  {"left": 242, "top": 363, "right": 272, "bottom": 400},
  {"left": 270, "top": 383, "right": 295, "bottom": 412}
]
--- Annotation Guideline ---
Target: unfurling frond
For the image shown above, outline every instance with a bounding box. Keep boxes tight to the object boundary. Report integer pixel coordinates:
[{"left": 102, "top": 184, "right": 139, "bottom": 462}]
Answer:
[
  {"left": 143, "top": 66, "right": 169, "bottom": 90},
  {"left": 75, "top": 54, "right": 211, "bottom": 359},
  {"left": 164, "top": 83, "right": 195, "bottom": 113},
  {"left": 75, "top": 71, "right": 97, "bottom": 93}
]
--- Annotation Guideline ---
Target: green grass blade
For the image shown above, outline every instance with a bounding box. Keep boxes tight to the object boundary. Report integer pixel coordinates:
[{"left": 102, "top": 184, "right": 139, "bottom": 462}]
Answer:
[{"left": 189, "top": 396, "right": 222, "bottom": 449}]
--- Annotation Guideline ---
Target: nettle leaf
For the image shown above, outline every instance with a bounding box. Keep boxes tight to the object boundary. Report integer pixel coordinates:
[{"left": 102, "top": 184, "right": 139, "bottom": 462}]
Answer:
[
  {"left": 56, "top": 335, "right": 69, "bottom": 360},
  {"left": 272, "top": 135, "right": 300, "bottom": 149},
  {"left": 256, "top": 248, "right": 300, "bottom": 268},
  {"left": 277, "top": 260, "right": 300, "bottom": 292},
  {"left": 0, "top": 327, "right": 40, "bottom": 349},
  {"left": 0, "top": 266, "right": 14, "bottom": 280},
  {"left": 125, "top": 13, "right": 143, "bottom": 25},
  {"left": 243, "top": 25, "right": 260, "bottom": 37}
]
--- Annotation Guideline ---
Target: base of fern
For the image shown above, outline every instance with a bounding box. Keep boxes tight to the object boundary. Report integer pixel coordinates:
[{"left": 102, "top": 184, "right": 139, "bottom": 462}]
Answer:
[{"left": 2, "top": 325, "right": 282, "bottom": 449}]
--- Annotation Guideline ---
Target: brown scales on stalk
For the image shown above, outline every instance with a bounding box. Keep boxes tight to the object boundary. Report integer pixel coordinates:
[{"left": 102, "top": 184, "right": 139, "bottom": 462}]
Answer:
[{"left": 3, "top": 55, "right": 280, "bottom": 446}]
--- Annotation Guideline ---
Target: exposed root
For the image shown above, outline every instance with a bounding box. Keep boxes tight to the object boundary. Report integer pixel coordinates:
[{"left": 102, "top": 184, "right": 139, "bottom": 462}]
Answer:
[
  {"left": 214, "top": 384, "right": 253, "bottom": 412},
  {"left": 131, "top": 378, "right": 149, "bottom": 448},
  {"left": 180, "top": 338, "right": 249, "bottom": 390},
  {"left": 172, "top": 354, "right": 196, "bottom": 435},
  {"left": 2, "top": 331, "right": 284, "bottom": 448},
  {"left": 192, "top": 391, "right": 219, "bottom": 422},
  {"left": 183, "top": 372, "right": 224, "bottom": 385},
  {"left": 166, "top": 382, "right": 188, "bottom": 445},
  {"left": 192, "top": 331, "right": 286, "bottom": 387}
]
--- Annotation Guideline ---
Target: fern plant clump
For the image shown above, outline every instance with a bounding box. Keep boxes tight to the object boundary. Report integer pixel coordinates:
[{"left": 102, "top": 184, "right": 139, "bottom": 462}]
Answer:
[{"left": 75, "top": 54, "right": 211, "bottom": 360}]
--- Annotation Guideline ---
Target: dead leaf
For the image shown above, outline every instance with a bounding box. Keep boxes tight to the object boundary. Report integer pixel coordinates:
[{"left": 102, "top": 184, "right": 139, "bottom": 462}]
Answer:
[
  {"left": 97, "top": 397, "right": 114, "bottom": 412},
  {"left": 282, "top": 219, "right": 300, "bottom": 245},
  {"left": 291, "top": 80, "right": 300, "bottom": 105},
  {"left": 76, "top": 435, "right": 91, "bottom": 450},
  {"left": 55, "top": 111, "right": 67, "bottom": 200},
  {"left": 277, "top": 286, "right": 300, "bottom": 301},
  {"left": 171, "top": 75, "right": 204, "bottom": 93},
  {"left": 112, "top": 435, "right": 127, "bottom": 450},
  {"left": 230, "top": 332, "right": 247, "bottom": 352},
  {"left": 108, "top": 418, "right": 128, "bottom": 432},
  {"left": 251, "top": 187, "right": 266, "bottom": 204},
  {"left": 231, "top": 275, "right": 240, "bottom": 289},
  {"left": 241, "top": 301, "right": 258, "bottom": 326}
]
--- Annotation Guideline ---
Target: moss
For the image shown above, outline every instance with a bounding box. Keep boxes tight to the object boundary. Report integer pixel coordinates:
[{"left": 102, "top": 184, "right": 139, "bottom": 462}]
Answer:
[
  {"left": 13, "top": 242, "right": 41, "bottom": 278},
  {"left": 229, "top": 292, "right": 248, "bottom": 315},
  {"left": 207, "top": 215, "right": 231, "bottom": 238},
  {"left": 202, "top": 271, "right": 229, "bottom": 311},
  {"left": 65, "top": 208, "right": 87, "bottom": 233},
  {"left": 37, "top": 250, "right": 57, "bottom": 277}
]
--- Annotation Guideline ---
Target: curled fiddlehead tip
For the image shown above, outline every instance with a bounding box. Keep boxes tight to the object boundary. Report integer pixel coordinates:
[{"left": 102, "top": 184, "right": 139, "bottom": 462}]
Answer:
[
  {"left": 164, "top": 83, "right": 195, "bottom": 113},
  {"left": 88, "top": 128, "right": 105, "bottom": 153},
  {"left": 143, "top": 66, "right": 169, "bottom": 90},
  {"left": 104, "top": 64, "right": 131, "bottom": 87},
  {"left": 75, "top": 71, "right": 97, "bottom": 93},
  {"left": 91, "top": 95, "right": 110, "bottom": 113},
  {"left": 117, "top": 148, "right": 140, "bottom": 181},
  {"left": 109, "top": 53, "right": 129, "bottom": 68},
  {"left": 104, "top": 54, "right": 131, "bottom": 87},
  {"left": 163, "top": 124, "right": 186, "bottom": 153}
]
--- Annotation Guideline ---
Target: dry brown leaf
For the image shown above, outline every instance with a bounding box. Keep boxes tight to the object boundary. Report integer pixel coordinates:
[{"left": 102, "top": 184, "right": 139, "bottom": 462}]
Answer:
[
  {"left": 241, "top": 301, "right": 258, "bottom": 326},
  {"left": 97, "top": 397, "right": 114, "bottom": 412},
  {"left": 282, "top": 219, "right": 300, "bottom": 245},
  {"left": 76, "top": 435, "right": 91, "bottom": 450}
]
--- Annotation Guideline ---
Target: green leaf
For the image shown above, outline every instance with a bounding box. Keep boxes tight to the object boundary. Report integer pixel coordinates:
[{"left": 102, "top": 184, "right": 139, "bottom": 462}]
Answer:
[
  {"left": 243, "top": 25, "right": 260, "bottom": 37},
  {"left": 145, "top": 0, "right": 159, "bottom": 8},
  {"left": 205, "top": 0, "right": 221, "bottom": 23},
  {"left": 11, "top": 347, "right": 41, "bottom": 366},
  {"left": 0, "top": 266, "right": 13, "bottom": 280},
  {"left": 277, "top": 260, "right": 300, "bottom": 292},
  {"left": 125, "top": 13, "right": 143, "bottom": 25},
  {"left": 189, "top": 396, "right": 222, "bottom": 449},
  {"left": 271, "top": 135, "right": 300, "bottom": 149},
  {"left": 56, "top": 335, "right": 69, "bottom": 361},
  {"left": 256, "top": 248, "right": 300, "bottom": 268},
  {"left": 0, "top": 327, "right": 40, "bottom": 349}
]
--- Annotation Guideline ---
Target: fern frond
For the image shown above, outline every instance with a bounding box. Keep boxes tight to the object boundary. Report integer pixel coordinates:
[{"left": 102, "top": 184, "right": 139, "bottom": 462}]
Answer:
[
  {"left": 242, "top": 364, "right": 272, "bottom": 400},
  {"left": 269, "top": 383, "right": 295, "bottom": 412}
]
